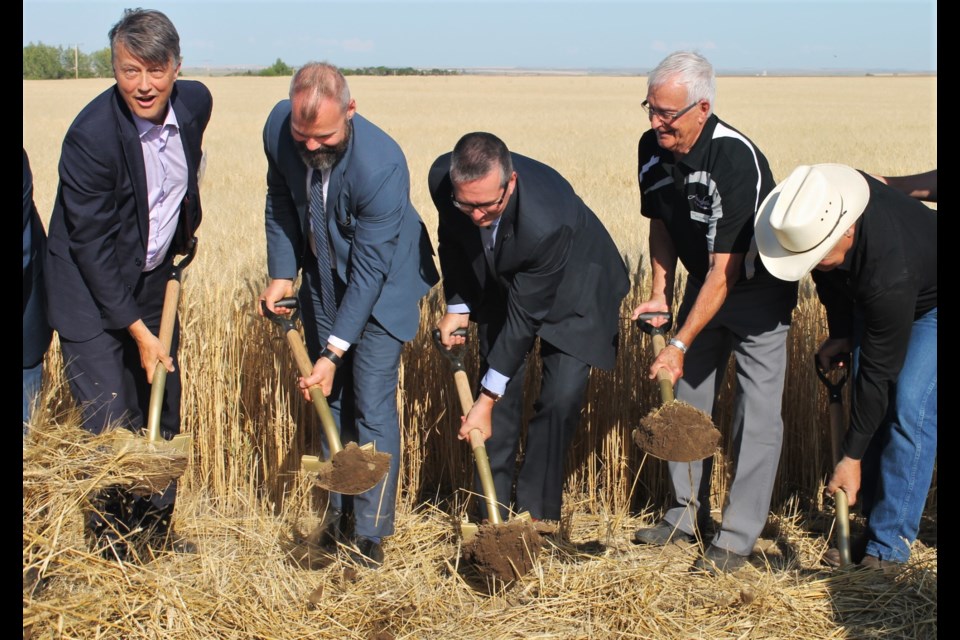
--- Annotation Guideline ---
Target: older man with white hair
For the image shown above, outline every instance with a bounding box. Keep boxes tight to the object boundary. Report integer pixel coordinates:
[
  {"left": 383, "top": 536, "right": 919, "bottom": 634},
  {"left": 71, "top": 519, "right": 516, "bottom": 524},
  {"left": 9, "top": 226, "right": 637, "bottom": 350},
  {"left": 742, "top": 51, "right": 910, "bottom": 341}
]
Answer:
[
  {"left": 630, "top": 50, "right": 798, "bottom": 574},
  {"left": 755, "top": 163, "right": 937, "bottom": 570}
]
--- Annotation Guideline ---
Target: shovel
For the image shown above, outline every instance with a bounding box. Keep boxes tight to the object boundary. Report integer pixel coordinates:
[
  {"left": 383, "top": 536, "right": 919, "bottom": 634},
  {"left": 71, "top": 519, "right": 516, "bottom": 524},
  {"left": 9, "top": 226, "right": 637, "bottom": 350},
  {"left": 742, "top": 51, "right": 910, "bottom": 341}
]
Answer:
[
  {"left": 112, "top": 239, "right": 195, "bottom": 467},
  {"left": 631, "top": 311, "right": 720, "bottom": 462},
  {"left": 261, "top": 297, "right": 390, "bottom": 495},
  {"left": 816, "top": 353, "right": 852, "bottom": 566},
  {"left": 431, "top": 327, "right": 541, "bottom": 582}
]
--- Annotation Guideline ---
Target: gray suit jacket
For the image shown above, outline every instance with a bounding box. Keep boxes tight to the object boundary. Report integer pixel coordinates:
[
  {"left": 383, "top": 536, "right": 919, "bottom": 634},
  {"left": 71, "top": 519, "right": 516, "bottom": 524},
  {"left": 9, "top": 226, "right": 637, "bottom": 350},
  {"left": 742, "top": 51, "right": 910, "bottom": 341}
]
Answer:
[{"left": 263, "top": 102, "right": 439, "bottom": 343}]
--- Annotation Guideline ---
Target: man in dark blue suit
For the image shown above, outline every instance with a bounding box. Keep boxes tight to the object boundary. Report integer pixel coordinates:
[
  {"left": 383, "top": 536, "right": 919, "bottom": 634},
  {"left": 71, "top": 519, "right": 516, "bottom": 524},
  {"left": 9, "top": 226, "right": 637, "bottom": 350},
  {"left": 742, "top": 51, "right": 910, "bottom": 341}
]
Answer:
[
  {"left": 23, "top": 148, "right": 52, "bottom": 431},
  {"left": 259, "top": 62, "right": 439, "bottom": 568},
  {"left": 432, "top": 132, "right": 629, "bottom": 524},
  {"left": 45, "top": 9, "right": 212, "bottom": 559}
]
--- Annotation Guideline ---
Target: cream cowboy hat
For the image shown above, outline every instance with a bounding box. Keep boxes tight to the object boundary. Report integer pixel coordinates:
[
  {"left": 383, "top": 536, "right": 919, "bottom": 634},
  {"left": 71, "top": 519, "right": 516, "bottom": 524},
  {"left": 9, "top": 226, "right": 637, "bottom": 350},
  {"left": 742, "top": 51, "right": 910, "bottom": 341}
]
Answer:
[{"left": 755, "top": 163, "right": 869, "bottom": 281}]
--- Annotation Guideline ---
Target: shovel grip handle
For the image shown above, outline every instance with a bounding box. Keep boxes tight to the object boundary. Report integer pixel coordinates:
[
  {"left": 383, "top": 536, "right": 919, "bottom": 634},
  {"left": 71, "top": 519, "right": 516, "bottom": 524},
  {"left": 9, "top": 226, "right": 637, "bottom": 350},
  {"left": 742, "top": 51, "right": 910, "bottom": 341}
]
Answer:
[{"left": 284, "top": 328, "right": 343, "bottom": 456}]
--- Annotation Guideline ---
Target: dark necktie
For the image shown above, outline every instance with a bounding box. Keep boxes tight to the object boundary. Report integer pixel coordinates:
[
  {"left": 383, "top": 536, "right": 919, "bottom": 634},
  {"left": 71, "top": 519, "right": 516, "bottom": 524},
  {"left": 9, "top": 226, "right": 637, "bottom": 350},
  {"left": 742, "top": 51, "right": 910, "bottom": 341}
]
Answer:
[{"left": 310, "top": 170, "right": 337, "bottom": 319}]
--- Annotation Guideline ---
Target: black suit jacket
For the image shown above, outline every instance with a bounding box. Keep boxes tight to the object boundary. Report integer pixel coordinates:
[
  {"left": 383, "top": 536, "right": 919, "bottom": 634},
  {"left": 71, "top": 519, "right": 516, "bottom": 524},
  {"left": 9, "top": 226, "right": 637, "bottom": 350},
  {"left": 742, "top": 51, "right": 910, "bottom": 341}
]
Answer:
[
  {"left": 45, "top": 80, "right": 212, "bottom": 342},
  {"left": 430, "top": 152, "right": 629, "bottom": 374}
]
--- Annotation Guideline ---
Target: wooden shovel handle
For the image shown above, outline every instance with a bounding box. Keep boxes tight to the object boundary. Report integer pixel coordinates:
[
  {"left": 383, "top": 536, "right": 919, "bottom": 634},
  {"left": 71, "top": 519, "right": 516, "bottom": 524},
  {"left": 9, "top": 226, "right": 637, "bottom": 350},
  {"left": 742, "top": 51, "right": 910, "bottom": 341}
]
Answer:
[
  {"left": 453, "top": 369, "right": 503, "bottom": 525},
  {"left": 651, "top": 332, "right": 676, "bottom": 404},
  {"left": 284, "top": 328, "right": 343, "bottom": 456},
  {"left": 145, "top": 238, "right": 196, "bottom": 443}
]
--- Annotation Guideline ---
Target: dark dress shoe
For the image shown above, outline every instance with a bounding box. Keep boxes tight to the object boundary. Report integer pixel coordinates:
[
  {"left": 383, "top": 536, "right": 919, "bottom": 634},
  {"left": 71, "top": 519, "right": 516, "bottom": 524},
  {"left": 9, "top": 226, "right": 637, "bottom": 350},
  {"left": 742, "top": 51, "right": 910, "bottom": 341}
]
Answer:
[
  {"left": 348, "top": 537, "right": 384, "bottom": 569},
  {"left": 633, "top": 520, "right": 695, "bottom": 546},
  {"left": 692, "top": 544, "right": 748, "bottom": 575}
]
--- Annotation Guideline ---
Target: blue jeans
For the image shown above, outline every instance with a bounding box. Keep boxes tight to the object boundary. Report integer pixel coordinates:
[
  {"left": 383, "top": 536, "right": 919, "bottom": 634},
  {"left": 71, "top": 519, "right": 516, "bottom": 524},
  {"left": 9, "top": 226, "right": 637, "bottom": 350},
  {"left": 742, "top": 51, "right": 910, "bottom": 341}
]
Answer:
[
  {"left": 23, "top": 361, "right": 44, "bottom": 434},
  {"left": 857, "top": 307, "right": 937, "bottom": 563}
]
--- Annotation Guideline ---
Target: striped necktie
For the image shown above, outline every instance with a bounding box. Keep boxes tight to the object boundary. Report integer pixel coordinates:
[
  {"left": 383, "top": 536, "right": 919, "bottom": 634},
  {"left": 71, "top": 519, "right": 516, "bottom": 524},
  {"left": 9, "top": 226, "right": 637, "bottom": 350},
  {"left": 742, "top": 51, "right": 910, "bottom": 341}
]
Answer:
[{"left": 310, "top": 170, "right": 337, "bottom": 319}]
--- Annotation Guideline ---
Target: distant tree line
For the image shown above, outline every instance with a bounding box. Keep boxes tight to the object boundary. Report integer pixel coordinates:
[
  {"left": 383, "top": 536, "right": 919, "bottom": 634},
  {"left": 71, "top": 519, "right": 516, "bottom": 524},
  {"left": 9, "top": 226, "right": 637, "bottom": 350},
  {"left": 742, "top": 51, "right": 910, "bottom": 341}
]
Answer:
[
  {"left": 230, "top": 60, "right": 461, "bottom": 77},
  {"left": 24, "top": 47, "right": 463, "bottom": 80},
  {"left": 23, "top": 42, "right": 113, "bottom": 79},
  {"left": 341, "top": 66, "right": 461, "bottom": 76}
]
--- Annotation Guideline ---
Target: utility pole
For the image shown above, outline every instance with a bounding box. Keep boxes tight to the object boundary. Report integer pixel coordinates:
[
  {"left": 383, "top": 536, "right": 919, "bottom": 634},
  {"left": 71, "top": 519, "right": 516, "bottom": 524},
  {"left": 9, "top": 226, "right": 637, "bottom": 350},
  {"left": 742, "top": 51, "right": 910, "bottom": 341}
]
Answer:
[{"left": 73, "top": 43, "right": 83, "bottom": 79}]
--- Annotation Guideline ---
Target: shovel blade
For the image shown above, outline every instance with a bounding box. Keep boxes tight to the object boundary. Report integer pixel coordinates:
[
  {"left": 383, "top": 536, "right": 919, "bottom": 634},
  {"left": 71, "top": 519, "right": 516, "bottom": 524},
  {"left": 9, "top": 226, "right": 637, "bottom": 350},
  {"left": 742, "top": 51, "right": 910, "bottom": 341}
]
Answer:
[
  {"left": 633, "top": 400, "right": 720, "bottom": 462},
  {"left": 301, "top": 442, "right": 391, "bottom": 495},
  {"left": 111, "top": 431, "right": 193, "bottom": 456}
]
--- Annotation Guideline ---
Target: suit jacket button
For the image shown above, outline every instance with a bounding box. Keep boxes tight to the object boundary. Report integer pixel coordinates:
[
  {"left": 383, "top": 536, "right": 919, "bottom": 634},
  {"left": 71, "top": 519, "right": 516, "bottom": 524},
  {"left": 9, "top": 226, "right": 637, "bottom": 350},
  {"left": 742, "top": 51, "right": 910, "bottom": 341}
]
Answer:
[{"left": 135, "top": 258, "right": 142, "bottom": 266}]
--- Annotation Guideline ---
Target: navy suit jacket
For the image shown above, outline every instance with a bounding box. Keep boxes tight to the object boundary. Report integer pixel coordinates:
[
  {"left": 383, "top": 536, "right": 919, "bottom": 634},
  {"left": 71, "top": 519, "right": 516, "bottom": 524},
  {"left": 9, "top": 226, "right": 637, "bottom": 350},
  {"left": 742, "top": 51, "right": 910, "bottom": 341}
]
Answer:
[
  {"left": 263, "top": 102, "right": 439, "bottom": 343},
  {"left": 430, "top": 152, "right": 630, "bottom": 374},
  {"left": 45, "top": 80, "right": 212, "bottom": 342},
  {"left": 23, "top": 149, "right": 52, "bottom": 367}
]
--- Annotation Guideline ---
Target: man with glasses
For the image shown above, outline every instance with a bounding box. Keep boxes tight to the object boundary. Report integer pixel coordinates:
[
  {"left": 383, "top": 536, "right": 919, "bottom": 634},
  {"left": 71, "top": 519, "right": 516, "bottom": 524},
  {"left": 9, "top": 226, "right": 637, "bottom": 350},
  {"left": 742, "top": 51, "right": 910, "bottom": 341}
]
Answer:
[
  {"left": 630, "top": 51, "right": 798, "bottom": 574},
  {"left": 432, "top": 132, "right": 629, "bottom": 525},
  {"left": 259, "top": 62, "right": 439, "bottom": 568}
]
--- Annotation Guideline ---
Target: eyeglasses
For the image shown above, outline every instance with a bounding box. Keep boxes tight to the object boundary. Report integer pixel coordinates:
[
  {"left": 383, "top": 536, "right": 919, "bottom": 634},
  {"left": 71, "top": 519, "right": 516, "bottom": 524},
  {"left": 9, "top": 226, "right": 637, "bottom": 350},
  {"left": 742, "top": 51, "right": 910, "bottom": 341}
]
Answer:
[
  {"left": 451, "top": 186, "right": 507, "bottom": 214},
  {"left": 641, "top": 100, "right": 699, "bottom": 124}
]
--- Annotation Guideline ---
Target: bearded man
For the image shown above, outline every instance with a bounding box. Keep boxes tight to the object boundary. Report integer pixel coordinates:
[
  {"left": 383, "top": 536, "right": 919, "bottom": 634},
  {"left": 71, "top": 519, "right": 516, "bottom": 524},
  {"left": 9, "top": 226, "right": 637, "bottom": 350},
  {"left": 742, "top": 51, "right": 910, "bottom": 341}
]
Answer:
[{"left": 259, "top": 62, "right": 439, "bottom": 568}]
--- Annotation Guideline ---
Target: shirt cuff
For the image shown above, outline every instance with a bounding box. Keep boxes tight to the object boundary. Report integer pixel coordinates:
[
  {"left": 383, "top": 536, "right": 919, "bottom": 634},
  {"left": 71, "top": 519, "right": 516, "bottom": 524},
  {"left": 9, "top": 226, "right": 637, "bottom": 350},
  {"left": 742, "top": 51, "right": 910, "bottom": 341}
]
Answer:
[
  {"left": 327, "top": 335, "right": 352, "bottom": 352},
  {"left": 447, "top": 303, "right": 471, "bottom": 314},
  {"left": 480, "top": 368, "right": 510, "bottom": 396}
]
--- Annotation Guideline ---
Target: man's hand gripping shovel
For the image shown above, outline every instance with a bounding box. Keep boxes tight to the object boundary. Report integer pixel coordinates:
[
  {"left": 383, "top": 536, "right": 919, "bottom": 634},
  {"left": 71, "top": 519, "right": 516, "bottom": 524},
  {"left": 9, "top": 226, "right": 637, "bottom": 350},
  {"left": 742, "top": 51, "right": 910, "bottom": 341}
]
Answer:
[
  {"left": 262, "top": 297, "right": 390, "bottom": 495},
  {"left": 111, "top": 239, "right": 196, "bottom": 489},
  {"left": 816, "top": 353, "right": 853, "bottom": 566},
  {"left": 632, "top": 312, "right": 720, "bottom": 462},
  {"left": 432, "top": 328, "right": 542, "bottom": 582}
]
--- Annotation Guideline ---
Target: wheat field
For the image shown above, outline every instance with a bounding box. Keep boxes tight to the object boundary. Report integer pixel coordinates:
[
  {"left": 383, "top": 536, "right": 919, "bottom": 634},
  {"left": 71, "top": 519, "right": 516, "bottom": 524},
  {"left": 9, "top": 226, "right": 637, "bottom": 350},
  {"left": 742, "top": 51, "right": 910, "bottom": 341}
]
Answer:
[{"left": 23, "top": 76, "right": 936, "bottom": 639}]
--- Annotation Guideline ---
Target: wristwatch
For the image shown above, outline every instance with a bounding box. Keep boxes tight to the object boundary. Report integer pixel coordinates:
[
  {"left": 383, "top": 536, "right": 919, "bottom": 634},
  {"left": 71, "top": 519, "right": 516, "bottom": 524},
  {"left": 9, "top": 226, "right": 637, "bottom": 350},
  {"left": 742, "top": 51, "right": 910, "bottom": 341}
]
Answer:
[
  {"left": 479, "top": 386, "right": 502, "bottom": 403},
  {"left": 320, "top": 348, "right": 343, "bottom": 368}
]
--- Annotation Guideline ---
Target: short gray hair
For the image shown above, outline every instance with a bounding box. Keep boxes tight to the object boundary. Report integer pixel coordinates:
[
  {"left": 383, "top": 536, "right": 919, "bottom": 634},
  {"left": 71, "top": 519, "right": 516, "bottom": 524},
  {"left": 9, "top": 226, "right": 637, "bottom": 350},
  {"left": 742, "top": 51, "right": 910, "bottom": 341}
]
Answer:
[
  {"left": 289, "top": 62, "right": 352, "bottom": 122},
  {"left": 648, "top": 51, "right": 716, "bottom": 114},
  {"left": 450, "top": 132, "right": 512, "bottom": 186},
  {"left": 109, "top": 8, "right": 181, "bottom": 67}
]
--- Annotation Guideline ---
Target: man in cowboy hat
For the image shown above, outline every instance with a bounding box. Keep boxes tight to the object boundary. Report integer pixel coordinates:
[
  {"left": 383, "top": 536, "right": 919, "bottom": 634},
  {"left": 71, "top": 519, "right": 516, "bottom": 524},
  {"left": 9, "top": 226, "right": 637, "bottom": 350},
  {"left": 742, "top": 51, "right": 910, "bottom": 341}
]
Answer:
[{"left": 755, "top": 163, "right": 937, "bottom": 570}]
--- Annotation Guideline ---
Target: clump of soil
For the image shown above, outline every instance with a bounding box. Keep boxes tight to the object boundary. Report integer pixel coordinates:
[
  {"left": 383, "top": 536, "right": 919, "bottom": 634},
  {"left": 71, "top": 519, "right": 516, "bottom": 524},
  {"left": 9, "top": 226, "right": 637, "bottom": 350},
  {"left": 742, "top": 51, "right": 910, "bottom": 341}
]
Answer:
[
  {"left": 314, "top": 442, "right": 391, "bottom": 495},
  {"left": 634, "top": 401, "right": 720, "bottom": 462},
  {"left": 462, "top": 519, "right": 543, "bottom": 582}
]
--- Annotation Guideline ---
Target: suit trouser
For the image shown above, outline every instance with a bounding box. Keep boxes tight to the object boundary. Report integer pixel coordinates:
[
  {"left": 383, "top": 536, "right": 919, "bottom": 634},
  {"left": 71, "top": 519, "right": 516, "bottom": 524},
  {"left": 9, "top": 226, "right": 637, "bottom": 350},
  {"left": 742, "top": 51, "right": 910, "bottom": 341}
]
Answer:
[
  {"left": 663, "top": 278, "right": 795, "bottom": 556},
  {"left": 299, "top": 255, "right": 403, "bottom": 541},
  {"left": 479, "top": 338, "right": 591, "bottom": 522},
  {"left": 60, "top": 254, "right": 181, "bottom": 514}
]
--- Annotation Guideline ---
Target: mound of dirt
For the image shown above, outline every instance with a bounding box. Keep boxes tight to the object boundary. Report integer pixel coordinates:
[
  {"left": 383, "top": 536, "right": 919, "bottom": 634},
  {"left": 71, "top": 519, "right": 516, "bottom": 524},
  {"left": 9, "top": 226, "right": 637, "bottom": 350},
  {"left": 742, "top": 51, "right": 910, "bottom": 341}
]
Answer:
[
  {"left": 462, "top": 519, "right": 543, "bottom": 582},
  {"left": 314, "top": 442, "right": 391, "bottom": 495},
  {"left": 634, "top": 401, "right": 720, "bottom": 462}
]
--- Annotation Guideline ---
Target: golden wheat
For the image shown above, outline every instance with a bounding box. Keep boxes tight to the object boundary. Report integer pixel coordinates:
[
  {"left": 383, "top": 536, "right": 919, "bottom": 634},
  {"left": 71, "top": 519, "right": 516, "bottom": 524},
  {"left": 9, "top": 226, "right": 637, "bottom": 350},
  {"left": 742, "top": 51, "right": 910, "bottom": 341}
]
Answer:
[{"left": 23, "top": 76, "right": 936, "bottom": 638}]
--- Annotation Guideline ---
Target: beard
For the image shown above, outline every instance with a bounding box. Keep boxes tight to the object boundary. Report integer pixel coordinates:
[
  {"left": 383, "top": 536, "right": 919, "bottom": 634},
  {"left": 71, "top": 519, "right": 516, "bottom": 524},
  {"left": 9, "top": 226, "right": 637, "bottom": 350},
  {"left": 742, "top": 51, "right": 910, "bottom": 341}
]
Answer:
[{"left": 295, "top": 123, "right": 351, "bottom": 170}]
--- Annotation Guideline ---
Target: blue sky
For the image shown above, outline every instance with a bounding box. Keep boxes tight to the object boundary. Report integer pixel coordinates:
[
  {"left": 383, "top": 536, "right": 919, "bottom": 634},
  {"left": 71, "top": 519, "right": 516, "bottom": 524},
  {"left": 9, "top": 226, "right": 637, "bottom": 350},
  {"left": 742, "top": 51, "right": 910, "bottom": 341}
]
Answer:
[{"left": 23, "top": 1, "right": 937, "bottom": 72}]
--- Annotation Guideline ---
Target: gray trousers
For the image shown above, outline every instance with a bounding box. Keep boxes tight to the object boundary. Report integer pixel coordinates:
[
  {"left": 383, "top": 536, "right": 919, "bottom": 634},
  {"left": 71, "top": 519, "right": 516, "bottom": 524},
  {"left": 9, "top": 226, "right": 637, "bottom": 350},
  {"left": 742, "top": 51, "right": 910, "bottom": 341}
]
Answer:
[{"left": 663, "top": 277, "right": 796, "bottom": 556}]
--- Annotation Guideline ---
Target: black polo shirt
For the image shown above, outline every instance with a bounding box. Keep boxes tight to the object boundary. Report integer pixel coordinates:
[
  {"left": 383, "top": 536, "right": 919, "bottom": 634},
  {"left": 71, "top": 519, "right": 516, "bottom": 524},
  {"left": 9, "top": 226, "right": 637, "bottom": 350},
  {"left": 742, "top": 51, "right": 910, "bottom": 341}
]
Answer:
[{"left": 638, "top": 114, "right": 778, "bottom": 287}]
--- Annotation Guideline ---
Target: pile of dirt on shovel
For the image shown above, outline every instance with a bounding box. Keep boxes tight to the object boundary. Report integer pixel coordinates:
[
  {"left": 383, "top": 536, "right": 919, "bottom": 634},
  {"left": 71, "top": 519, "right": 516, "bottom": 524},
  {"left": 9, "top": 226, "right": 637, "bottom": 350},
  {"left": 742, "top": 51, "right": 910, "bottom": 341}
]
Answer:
[
  {"left": 314, "top": 442, "right": 392, "bottom": 494},
  {"left": 635, "top": 401, "right": 721, "bottom": 462},
  {"left": 462, "top": 519, "right": 543, "bottom": 582}
]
